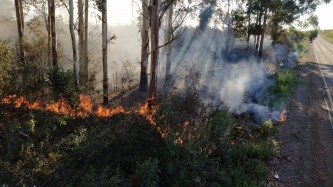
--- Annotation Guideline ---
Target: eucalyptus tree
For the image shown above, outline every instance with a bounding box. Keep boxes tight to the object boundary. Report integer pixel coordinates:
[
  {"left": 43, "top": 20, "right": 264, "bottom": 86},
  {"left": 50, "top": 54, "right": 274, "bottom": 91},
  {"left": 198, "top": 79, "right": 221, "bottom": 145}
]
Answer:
[
  {"left": 50, "top": 0, "right": 57, "bottom": 66},
  {"left": 147, "top": 0, "right": 178, "bottom": 107},
  {"left": 69, "top": 0, "right": 79, "bottom": 89},
  {"left": 14, "top": 0, "right": 26, "bottom": 68},
  {"left": 139, "top": 0, "right": 149, "bottom": 92},
  {"left": 83, "top": 0, "right": 89, "bottom": 82},
  {"left": 95, "top": 0, "right": 109, "bottom": 104},
  {"left": 78, "top": 0, "right": 88, "bottom": 82}
]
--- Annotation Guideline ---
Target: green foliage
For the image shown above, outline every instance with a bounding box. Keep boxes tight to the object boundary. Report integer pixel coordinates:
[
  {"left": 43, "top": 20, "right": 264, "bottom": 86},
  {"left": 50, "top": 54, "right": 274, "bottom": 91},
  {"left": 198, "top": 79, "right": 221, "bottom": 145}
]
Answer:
[
  {"left": 22, "top": 18, "right": 50, "bottom": 94},
  {"left": 219, "top": 126, "right": 274, "bottom": 187},
  {"left": 136, "top": 158, "right": 160, "bottom": 187},
  {"left": 309, "top": 29, "right": 318, "bottom": 42},
  {"left": 231, "top": 8, "right": 248, "bottom": 38},
  {"left": 195, "top": 108, "right": 234, "bottom": 153},
  {"left": 48, "top": 67, "right": 79, "bottom": 106},
  {"left": 94, "top": 0, "right": 104, "bottom": 12},
  {"left": 0, "top": 39, "right": 17, "bottom": 96},
  {"left": 269, "top": 69, "right": 296, "bottom": 98},
  {"left": 0, "top": 83, "right": 277, "bottom": 187},
  {"left": 287, "top": 27, "right": 307, "bottom": 52},
  {"left": 262, "top": 120, "right": 278, "bottom": 138}
]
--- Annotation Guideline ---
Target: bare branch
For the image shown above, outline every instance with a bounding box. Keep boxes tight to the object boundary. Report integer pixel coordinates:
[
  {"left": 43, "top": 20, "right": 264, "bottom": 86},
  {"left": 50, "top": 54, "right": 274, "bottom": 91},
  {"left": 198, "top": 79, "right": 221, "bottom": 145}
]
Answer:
[
  {"left": 158, "top": 36, "right": 177, "bottom": 49},
  {"left": 159, "top": 0, "right": 177, "bottom": 22}
]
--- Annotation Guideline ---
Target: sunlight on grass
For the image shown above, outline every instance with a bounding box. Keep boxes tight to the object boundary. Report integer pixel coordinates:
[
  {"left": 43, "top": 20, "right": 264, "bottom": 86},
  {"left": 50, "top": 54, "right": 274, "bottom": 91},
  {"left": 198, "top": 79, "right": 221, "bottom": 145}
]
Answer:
[{"left": 320, "top": 30, "right": 333, "bottom": 43}]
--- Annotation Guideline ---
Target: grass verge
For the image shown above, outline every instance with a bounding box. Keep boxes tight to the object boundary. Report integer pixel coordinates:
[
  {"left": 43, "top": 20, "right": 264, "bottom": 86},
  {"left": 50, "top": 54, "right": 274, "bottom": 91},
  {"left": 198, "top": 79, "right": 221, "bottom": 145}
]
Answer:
[{"left": 320, "top": 30, "right": 333, "bottom": 43}]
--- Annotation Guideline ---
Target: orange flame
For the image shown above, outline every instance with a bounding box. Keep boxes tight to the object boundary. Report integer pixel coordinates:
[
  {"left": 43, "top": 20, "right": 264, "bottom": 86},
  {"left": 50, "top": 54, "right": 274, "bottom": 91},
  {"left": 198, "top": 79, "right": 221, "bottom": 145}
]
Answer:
[
  {"left": 137, "top": 102, "right": 158, "bottom": 126},
  {"left": 280, "top": 108, "right": 287, "bottom": 122},
  {"left": 94, "top": 105, "right": 125, "bottom": 117},
  {"left": 1, "top": 94, "right": 126, "bottom": 118},
  {"left": 280, "top": 114, "right": 285, "bottom": 121},
  {"left": 1, "top": 95, "right": 185, "bottom": 139}
]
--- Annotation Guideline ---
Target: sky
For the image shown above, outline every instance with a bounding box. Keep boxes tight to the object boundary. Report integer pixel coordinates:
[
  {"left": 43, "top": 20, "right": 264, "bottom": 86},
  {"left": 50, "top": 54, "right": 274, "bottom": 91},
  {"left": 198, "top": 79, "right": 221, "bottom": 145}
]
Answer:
[
  {"left": 0, "top": 0, "right": 332, "bottom": 29},
  {"left": 314, "top": 1, "right": 333, "bottom": 30},
  {"left": 107, "top": 0, "right": 139, "bottom": 26},
  {"left": 108, "top": 0, "right": 333, "bottom": 29}
]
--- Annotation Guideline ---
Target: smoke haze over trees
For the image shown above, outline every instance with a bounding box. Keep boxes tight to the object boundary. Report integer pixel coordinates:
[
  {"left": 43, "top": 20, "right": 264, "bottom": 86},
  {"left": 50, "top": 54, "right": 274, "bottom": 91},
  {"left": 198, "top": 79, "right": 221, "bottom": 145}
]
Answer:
[{"left": 0, "top": 0, "right": 328, "bottom": 185}]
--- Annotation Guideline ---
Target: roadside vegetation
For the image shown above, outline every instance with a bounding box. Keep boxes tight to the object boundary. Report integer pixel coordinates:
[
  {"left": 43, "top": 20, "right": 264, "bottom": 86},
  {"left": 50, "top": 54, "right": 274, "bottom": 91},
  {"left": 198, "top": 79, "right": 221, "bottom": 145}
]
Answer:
[
  {"left": 0, "top": 0, "right": 323, "bottom": 185},
  {"left": 0, "top": 62, "right": 279, "bottom": 186},
  {"left": 320, "top": 29, "right": 333, "bottom": 43},
  {"left": 268, "top": 69, "right": 297, "bottom": 108}
]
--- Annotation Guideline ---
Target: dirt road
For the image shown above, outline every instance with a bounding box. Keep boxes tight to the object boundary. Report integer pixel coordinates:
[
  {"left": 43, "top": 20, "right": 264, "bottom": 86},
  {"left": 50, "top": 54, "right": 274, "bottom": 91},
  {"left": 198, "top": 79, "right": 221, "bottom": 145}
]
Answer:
[{"left": 272, "top": 36, "right": 333, "bottom": 187}]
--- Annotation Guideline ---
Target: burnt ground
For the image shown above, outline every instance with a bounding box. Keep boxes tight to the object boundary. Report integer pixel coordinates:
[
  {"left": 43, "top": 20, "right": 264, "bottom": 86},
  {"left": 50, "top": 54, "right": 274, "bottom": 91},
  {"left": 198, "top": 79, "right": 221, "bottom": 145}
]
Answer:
[{"left": 268, "top": 42, "right": 333, "bottom": 187}]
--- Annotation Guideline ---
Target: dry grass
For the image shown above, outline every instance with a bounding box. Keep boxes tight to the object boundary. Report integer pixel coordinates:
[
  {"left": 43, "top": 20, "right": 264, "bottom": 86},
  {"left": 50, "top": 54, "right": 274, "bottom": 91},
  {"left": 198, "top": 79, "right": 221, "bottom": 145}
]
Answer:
[{"left": 320, "top": 29, "right": 333, "bottom": 43}]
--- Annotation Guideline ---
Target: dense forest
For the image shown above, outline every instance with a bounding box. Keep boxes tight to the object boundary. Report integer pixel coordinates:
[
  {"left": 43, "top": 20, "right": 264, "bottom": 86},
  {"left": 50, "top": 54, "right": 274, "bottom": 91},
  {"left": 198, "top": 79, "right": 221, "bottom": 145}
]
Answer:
[{"left": 0, "top": 0, "right": 330, "bottom": 186}]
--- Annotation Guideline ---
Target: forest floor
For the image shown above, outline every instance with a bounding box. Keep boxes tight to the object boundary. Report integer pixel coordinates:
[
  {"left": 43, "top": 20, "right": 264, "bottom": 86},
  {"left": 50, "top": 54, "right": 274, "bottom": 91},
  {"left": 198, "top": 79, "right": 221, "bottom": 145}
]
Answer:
[{"left": 268, "top": 41, "right": 333, "bottom": 186}]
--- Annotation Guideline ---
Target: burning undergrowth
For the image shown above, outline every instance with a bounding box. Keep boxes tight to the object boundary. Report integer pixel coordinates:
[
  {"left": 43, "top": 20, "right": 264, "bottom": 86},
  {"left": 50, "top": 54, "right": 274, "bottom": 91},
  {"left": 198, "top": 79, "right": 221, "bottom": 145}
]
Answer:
[{"left": 0, "top": 91, "right": 278, "bottom": 186}]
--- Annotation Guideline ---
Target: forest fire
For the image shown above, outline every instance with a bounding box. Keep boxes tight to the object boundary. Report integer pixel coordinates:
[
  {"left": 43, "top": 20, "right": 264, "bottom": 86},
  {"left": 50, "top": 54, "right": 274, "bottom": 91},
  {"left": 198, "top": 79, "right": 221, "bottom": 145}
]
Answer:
[
  {"left": 1, "top": 94, "right": 129, "bottom": 118},
  {"left": 1, "top": 94, "right": 169, "bottom": 136},
  {"left": 137, "top": 101, "right": 158, "bottom": 126},
  {"left": 279, "top": 108, "right": 287, "bottom": 122}
]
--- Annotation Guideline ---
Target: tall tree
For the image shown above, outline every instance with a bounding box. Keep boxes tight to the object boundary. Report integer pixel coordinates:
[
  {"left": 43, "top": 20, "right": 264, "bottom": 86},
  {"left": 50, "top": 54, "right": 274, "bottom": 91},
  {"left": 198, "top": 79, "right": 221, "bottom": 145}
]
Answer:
[
  {"left": 23, "top": 0, "right": 52, "bottom": 67},
  {"left": 164, "top": 3, "right": 174, "bottom": 83},
  {"left": 78, "top": 0, "right": 88, "bottom": 82},
  {"left": 95, "top": 0, "right": 109, "bottom": 104},
  {"left": 139, "top": 0, "right": 149, "bottom": 92},
  {"left": 50, "top": 0, "right": 58, "bottom": 66},
  {"left": 246, "top": 0, "right": 252, "bottom": 47},
  {"left": 148, "top": 0, "right": 159, "bottom": 107},
  {"left": 101, "top": 0, "right": 108, "bottom": 105},
  {"left": 69, "top": 0, "right": 79, "bottom": 89},
  {"left": 147, "top": 0, "right": 177, "bottom": 107},
  {"left": 83, "top": 0, "right": 89, "bottom": 82},
  {"left": 14, "top": 0, "right": 26, "bottom": 69},
  {"left": 258, "top": 3, "right": 268, "bottom": 57},
  {"left": 48, "top": 0, "right": 51, "bottom": 65},
  {"left": 255, "top": 1, "right": 263, "bottom": 51}
]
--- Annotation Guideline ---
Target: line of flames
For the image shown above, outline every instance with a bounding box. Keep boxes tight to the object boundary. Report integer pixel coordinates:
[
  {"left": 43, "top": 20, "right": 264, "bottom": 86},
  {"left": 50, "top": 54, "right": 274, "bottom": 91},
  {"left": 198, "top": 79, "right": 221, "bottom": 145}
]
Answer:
[
  {"left": 1, "top": 94, "right": 168, "bottom": 136},
  {"left": 1, "top": 94, "right": 126, "bottom": 118},
  {"left": 1, "top": 94, "right": 285, "bottom": 145}
]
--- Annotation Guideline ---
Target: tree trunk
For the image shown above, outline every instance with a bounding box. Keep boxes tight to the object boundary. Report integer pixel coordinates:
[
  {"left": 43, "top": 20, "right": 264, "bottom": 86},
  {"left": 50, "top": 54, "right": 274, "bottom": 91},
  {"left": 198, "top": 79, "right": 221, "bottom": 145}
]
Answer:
[
  {"left": 69, "top": 0, "right": 79, "bottom": 90},
  {"left": 139, "top": 0, "right": 149, "bottom": 92},
  {"left": 259, "top": 6, "right": 268, "bottom": 57},
  {"left": 102, "top": 0, "right": 108, "bottom": 105},
  {"left": 47, "top": 0, "right": 51, "bottom": 65},
  {"left": 14, "top": 0, "right": 26, "bottom": 68},
  {"left": 165, "top": 3, "right": 173, "bottom": 83},
  {"left": 50, "top": 0, "right": 58, "bottom": 66},
  {"left": 148, "top": 0, "right": 159, "bottom": 108},
  {"left": 78, "top": 0, "right": 87, "bottom": 82},
  {"left": 256, "top": 8, "right": 262, "bottom": 51},
  {"left": 83, "top": 0, "right": 89, "bottom": 82},
  {"left": 247, "top": 1, "right": 251, "bottom": 47},
  {"left": 19, "top": 0, "right": 24, "bottom": 30}
]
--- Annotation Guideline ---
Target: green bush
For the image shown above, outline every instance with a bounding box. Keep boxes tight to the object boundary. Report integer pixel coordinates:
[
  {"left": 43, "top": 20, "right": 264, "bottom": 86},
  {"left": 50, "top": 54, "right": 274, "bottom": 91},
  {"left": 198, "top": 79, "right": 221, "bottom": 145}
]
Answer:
[
  {"left": 309, "top": 29, "right": 318, "bottom": 42},
  {"left": 48, "top": 67, "right": 79, "bottom": 106},
  {"left": 136, "top": 158, "right": 160, "bottom": 187},
  {"left": 269, "top": 69, "right": 296, "bottom": 98},
  {"left": 0, "top": 39, "right": 17, "bottom": 96}
]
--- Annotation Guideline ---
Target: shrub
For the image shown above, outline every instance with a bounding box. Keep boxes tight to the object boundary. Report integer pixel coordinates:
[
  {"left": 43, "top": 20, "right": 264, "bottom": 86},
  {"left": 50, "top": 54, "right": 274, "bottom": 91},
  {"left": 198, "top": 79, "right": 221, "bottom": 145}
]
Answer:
[
  {"left": 48, "top": 67, "right": 79, "bottom": 106},
  {"left": 309, "top": 29, "right": 318, "bottom": 42},
  {"left": 269, "top": 69, "right": 296, "bottom": 98},
  {"left": 0, "top": 39, "right": 17, "bottom": 96},
  {"left": 136, "top": 158, "right": 160, "bottom": 187}
]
